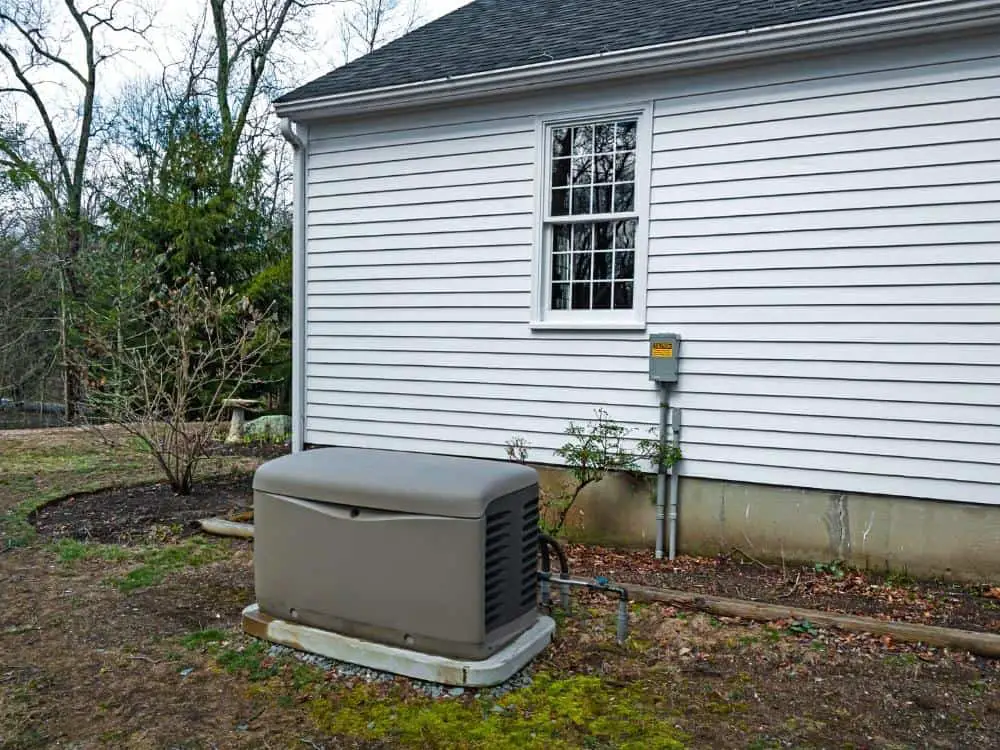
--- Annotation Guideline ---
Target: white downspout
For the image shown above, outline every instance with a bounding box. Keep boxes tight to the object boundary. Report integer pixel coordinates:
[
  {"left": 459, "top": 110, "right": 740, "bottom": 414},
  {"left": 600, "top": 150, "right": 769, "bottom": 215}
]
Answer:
[{"left": 280, "top": 118, "right": 308, "bottom": 453}]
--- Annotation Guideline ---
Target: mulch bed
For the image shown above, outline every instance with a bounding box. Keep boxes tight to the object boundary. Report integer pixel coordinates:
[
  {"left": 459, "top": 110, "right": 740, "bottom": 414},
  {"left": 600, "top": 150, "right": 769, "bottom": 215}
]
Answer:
[
  {"left": 28, "top": 454, "right": 1000, "bottom": 635},
  {"left": 567, "top": 544, "right": 1000, "bottom": 635},
  {"left": 31, "top": 473, "right": 256, "bottom": 545},
  {"left": 30, "top": 440, "right": 290, "bottom": 545}
]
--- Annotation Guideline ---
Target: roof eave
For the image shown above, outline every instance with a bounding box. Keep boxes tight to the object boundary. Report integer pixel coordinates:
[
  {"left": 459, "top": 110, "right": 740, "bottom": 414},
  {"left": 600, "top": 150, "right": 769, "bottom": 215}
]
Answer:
[{"left": 275, "top": 0, "right": 1000, "bottom": 121}]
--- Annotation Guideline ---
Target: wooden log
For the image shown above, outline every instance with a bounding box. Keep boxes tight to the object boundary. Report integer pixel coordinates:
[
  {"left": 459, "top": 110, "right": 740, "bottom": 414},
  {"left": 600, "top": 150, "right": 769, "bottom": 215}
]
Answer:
[
  {"left": 199, "top": 518, "right": 255, "bottom": 539},
  {"left": 624, "top": 583, "right": 1000, "bottom": 658}
]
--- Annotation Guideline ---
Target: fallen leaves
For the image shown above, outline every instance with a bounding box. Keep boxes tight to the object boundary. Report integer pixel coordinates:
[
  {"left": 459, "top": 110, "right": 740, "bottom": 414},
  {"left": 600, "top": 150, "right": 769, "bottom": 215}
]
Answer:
[{"left": 565, "top": 543, "right": 999, "bottom": 634}]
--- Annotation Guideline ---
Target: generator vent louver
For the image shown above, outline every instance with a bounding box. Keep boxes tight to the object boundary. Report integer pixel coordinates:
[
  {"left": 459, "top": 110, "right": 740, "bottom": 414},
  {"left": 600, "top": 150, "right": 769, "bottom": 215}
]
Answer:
[{"left": 485, "top": 489, "right": 539, "bottom": 630}]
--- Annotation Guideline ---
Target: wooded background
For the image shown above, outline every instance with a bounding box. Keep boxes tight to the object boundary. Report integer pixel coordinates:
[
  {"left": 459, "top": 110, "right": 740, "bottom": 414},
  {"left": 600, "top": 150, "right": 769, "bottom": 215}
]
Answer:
[{"left": 0, "top": 0, "right": 422, "bottom": 424}]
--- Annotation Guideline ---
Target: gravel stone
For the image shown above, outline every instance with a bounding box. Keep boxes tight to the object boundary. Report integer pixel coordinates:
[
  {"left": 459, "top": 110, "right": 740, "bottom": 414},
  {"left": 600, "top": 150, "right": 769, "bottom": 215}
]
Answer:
[{"left": 266, "top": 643, "right": 536, "bottom": 698}]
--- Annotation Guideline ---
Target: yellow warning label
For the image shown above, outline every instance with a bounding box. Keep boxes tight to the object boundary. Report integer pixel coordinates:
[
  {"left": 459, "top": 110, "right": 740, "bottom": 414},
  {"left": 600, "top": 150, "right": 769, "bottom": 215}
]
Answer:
[{"left": 651, "top": 342, "right": 674, "bottom": 358}]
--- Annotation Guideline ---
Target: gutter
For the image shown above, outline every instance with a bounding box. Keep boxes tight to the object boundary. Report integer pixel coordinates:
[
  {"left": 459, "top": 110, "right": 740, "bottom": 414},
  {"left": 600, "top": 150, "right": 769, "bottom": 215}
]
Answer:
[
  {"left": 280, "top": 118, "right": 308, "bottom": 453},
  {"left": 275, "top": 0, "right": 1000, "bottom": 120}
]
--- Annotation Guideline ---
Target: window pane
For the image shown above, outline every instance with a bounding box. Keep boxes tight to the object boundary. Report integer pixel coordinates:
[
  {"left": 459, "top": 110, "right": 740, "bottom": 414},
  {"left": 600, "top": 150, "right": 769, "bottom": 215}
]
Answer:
[
  {"left": 571, "top": 187, "right": 591, "bottom": 214},
  {"left": 552, "top": 127, "right": 571, "bottom": 157},
  {"left": 614, "top": 152, "right": 635, "bottom": 182},
  {"left": 594, "top": 154, "right": 614, "bottom": 184},
  {"left": 571, "top": 283, "right": 591, "bottom": 310},
  {"left": 594, "top": 185, "right": 612, "bottom": 214},
  {"left": 615, "top": 219, "right": 636, "bottom": 249},
  {"left": 552, "top": 283, "right": 570, "bottom": 310},
  {"left": 551, "top": 157, "right": 571, "bottom": 187},
  {"left": 594, "top": 123, "right": 615, "bottom": 153},
  {"left": 594, "top": 252, "right": 612, "bottom": 280},
  {"left": 613, "top": 184, "right": 635, "bottom": 212},
  {"left": 613, "top": 281, "right": 634, "bottom": 309},
  {"left": 571, "top": 156, "right": 593, "bottom": 185},
  {"left": 572, "top": 125, "right": 594, "bottom": 155},
  {"left": 572, "top": 252, "right": 592, "bottom": 281},
  {"left": 616, "top": 121, "right": 637, "bottom": 151},
  {"left": 552, "top": 253, "right": 570, "bottom": 281},
  {"left": 594, "top": 222, "right": 613, "bottom": 250},
  {"left": 614, "top": 251, "right": 635, "bottom": 281},
  {"left": 553, "top": 224, "right": 571, "bottom": 253},
  {"left": 551, "top": 189, "right": 570, "bottom": 216},
  {"left": 572, "top": 224, "right": 593, "bottom": 252},
  {"left": 592, "top": 282, "right": 612, "bottom": 310}
]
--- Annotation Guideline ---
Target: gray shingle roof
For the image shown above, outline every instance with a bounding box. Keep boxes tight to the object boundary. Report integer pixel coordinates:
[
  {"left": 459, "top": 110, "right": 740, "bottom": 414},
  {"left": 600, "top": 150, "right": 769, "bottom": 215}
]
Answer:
[{"left": 277, "top": 0, "right": 916, "bottom": 104}]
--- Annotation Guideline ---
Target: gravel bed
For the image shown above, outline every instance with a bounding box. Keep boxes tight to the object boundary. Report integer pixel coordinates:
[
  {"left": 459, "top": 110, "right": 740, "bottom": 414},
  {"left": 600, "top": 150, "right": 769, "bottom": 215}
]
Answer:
[{"left": 266, "top": 644, "right": 535, "bottom": 699}]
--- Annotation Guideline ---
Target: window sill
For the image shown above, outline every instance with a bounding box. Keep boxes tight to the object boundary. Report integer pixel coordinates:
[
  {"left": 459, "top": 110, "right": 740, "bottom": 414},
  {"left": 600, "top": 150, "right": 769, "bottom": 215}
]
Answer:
[{"left": 530, "top": 320, "right": 647, "bottom": 332}]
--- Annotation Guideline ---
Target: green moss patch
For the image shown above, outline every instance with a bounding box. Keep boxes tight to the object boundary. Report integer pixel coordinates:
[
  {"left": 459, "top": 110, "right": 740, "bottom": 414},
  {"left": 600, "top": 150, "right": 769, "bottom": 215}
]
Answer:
[{"left": 309, "top": 672, "right": 687, "bottom": 750}]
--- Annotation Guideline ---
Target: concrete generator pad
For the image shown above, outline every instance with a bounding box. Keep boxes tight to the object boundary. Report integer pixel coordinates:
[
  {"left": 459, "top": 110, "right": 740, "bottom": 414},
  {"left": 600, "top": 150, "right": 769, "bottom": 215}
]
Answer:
[{"left": 242, "top": 604, "right": 555, "bottom": 687}]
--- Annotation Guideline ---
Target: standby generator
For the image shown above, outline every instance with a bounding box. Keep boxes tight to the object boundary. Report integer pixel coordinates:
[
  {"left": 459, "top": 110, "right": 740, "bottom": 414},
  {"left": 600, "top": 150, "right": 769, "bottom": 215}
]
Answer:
[{"left": 252, "top": 447, "right": 541, "bottom": 660}]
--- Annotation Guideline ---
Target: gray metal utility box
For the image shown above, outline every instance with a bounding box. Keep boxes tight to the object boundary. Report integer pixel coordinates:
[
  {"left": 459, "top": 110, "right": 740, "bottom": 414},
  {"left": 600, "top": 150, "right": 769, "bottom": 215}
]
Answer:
[{"left": 253, "top": 448, "right": 540, "bottom": 660}]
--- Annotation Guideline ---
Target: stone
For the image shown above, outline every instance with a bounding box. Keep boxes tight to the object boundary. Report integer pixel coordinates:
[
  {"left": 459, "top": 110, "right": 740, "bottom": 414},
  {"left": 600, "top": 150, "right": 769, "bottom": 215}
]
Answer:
[
  {"left": 243, "top": 414, "right": 292, "bottom": 442},
  {"left": 242, "top": 603, "right": 554, "bottom": 688}
]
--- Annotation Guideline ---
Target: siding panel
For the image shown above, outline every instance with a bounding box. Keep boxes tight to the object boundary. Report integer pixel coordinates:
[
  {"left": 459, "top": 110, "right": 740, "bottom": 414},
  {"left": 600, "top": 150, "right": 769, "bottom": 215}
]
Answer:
[{"left": 303, "top": 36, "right": 1000, "bottom": 506}]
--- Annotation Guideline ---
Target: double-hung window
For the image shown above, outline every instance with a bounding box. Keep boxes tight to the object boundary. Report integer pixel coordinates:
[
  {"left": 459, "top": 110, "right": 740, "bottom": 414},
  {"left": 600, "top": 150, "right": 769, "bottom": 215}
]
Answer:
[{"left": 533, "top": 107, "right": 650, "bottom": 328}]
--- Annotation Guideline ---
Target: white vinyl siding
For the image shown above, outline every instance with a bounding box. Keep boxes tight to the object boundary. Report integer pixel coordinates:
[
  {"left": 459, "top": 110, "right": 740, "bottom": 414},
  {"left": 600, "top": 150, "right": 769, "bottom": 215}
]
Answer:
[{"left": 303, "top": 32, "right": 1000, "bottom": 507}]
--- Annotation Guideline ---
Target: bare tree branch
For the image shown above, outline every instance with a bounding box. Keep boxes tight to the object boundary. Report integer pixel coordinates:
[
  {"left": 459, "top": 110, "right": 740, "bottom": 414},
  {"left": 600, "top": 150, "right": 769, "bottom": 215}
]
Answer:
[
  {"left": 0, "top": 44, "right": 72, "bottom": 187},
  {"left": 0, "top": 8, "right": 87, "bottom": 85},
  {"left": 340, "top": 0, "right": 422, "bottom": 63}
]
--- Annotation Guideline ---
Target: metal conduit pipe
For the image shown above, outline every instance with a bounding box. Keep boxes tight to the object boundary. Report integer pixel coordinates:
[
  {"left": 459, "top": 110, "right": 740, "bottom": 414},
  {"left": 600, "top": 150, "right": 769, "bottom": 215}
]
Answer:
[
  {"left": 537, "top": 571, "right": 630, "bottom": 645},
  {"left": 654, "top": 385, "right": 683, "bottom": 561},
  {"left": 539, "top": 535, "right": 551, "bottom": 605},
  {"left": 668, "top": 407, "right": 682, "bottom": 561},
  {"left": 538, "top": 533, "right": 571, "bottom": 610},
  {"left": 654, "top": 383, "right": 670, "bottom": 560}
]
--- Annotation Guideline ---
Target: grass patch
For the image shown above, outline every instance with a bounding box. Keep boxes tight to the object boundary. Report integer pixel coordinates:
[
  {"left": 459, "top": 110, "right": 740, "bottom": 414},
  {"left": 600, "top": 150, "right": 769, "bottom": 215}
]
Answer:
[
  {"left": 0, "top": 431, "right": 261, "bottom": 552},
  {"left": 49, "top": 538, "right": 132, "bottom": 563},
  {"left": 0, "top": 439, "right": 156, "bottom": 551},
  {"left": 46, "top": 536, "right": 230, "bottom": 591},
  {"left": 2, "top": 727, "right": 48, "bottom": 750},
  {"left": 309, "top": 672, "right": 687, "bottom": 750},
  {"left": 216, "top": 641, "right": 279, "bottom": 681},
  {"left": 181, "top": 628, "right": 230, "bottom": 650},
  {"left": 107, "top": 538, "right": 230, "bottom": 592}
]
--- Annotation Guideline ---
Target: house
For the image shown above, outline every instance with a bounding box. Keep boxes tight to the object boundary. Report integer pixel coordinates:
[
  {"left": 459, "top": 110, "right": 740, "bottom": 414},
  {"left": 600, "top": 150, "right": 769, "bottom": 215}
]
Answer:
[{"left": 275, "top": 0, "right": 1000, "bottom": 579}]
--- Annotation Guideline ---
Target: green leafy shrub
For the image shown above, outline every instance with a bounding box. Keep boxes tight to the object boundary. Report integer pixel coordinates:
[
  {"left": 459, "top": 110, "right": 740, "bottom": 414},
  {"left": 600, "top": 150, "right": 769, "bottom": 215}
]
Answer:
[{"left": 507, "top": 409, "right": 683, "bottom": 537}]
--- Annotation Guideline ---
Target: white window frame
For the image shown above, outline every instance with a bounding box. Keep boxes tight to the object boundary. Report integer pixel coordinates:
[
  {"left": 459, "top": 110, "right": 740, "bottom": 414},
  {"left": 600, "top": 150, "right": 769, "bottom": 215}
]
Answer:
[{"left": 530, "top": 102, "right": 653, "bottom": 331}]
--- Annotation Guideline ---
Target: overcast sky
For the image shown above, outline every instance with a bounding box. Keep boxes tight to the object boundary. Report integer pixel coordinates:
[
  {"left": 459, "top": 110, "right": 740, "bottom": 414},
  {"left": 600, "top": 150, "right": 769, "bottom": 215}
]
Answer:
[
  {"left": 2, "top": 0, "right": 475, "bottom": 158},
  {"left": 423, "top": 0, "right": 475, "bottom": 20},
  {"left": 140, "top": 0, "right": 475, "bottom": 92}
]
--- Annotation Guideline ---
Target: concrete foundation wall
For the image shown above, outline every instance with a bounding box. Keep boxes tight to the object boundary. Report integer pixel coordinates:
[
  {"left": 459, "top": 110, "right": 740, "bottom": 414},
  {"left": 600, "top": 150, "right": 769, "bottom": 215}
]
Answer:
[{"left": 543, "top": 469, "right": 1000, "bottom": 583}]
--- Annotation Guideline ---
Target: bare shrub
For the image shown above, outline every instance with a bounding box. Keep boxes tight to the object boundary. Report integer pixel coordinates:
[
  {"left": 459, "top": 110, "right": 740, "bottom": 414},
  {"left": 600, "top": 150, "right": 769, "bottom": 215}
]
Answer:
[{"left": 85, "top": 269, "right": 279, "bottom": 494}]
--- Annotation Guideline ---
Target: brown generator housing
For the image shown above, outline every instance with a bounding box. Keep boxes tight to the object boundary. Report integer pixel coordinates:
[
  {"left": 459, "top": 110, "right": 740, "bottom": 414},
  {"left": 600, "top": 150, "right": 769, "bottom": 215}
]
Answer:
[{"left": 252, "top": 447, "right": 540, "bottom": 660}]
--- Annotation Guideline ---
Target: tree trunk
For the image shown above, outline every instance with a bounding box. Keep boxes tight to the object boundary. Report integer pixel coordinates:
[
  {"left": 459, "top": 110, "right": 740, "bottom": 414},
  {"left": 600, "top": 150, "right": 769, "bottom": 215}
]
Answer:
[{"left": 61, "top": 224, "right": 84, "bottom": 422}]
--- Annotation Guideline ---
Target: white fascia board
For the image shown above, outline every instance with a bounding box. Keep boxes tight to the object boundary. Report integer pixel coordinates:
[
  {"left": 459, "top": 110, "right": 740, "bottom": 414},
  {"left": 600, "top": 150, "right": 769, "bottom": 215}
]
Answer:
[{"left": 275, "top": 0, "right": 1000, "bottom": 121}]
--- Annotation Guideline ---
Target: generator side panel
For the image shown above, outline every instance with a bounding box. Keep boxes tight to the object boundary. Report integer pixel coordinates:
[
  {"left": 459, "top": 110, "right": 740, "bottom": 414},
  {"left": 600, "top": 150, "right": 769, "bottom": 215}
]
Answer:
[
  {"left": 484, "top": 486, "right": 539, "bottom": 639},
  {"left": 254, "top": 490, "right": 488, "bottom": 659}
]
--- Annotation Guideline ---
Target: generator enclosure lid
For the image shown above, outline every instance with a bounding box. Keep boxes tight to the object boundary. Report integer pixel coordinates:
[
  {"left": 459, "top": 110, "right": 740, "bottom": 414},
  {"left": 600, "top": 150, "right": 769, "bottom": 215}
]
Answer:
[{"left": 253, "top": 447, "right": 537, "bottom": 519}]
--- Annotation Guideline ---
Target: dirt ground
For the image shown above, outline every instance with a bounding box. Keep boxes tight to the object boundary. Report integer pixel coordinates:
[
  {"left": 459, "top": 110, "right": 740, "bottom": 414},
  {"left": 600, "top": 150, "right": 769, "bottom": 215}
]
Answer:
[
  {"left": 2, "top": 428, "right": 999, "bottom": 749},
  {"left": 568, "top": 546, "right": 1000, "bottom": 635}
]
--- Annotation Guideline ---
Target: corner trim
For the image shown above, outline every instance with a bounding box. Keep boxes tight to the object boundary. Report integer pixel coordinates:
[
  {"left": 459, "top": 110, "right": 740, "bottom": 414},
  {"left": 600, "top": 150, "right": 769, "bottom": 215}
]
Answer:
[{"left": 279, "top": 118, "right": 309, "bottom": 454}]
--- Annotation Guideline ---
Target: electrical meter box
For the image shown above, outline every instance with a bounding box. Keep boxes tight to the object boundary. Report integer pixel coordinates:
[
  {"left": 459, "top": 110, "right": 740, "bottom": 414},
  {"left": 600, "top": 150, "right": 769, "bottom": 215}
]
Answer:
[{"left": 649, "top": 333, "right": 681, "bottom": 383}]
